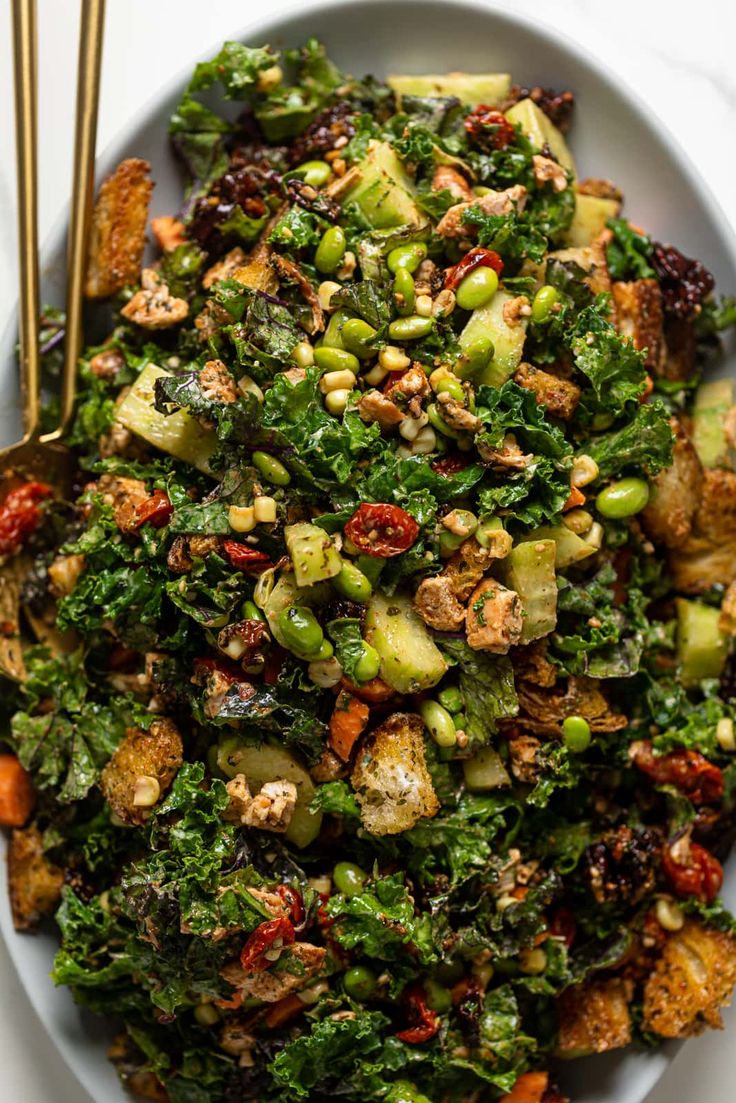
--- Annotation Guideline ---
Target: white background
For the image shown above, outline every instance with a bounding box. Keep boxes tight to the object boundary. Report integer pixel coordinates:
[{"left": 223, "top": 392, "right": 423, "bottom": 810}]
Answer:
[{"left": 0, "top": 1, "right": 735, "bottom": 1100}]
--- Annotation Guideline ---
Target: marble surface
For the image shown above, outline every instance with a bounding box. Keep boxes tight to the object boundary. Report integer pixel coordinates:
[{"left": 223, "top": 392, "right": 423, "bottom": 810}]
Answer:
[{"left": 0, "top": 0, "right": 734, "bottom": 1100}]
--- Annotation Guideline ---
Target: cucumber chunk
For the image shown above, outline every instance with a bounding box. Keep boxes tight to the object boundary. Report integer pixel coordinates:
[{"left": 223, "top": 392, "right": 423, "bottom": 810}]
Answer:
[
  {"left": 692, "top": 379, "right": 736, "bottom": 469},
  {"left": 284, "top": 523, "right": 342, "bottom": 587},
  {"left": 676, "top": 598, "right": 728, "bottom": 688},
  {"left": 565, "top": 194, "right": 621, "bottom": 247},
  {"left": 342, "top": 142, "right": 422, "bottom": 229},
  {"left": 502, "top": 539, "right": 557, "bottom": 644},
  {"left": 462, "top": 746, "right": 511, "bottom": 791},
  {"left": 365, "top": 591, "right": 447, "bottom": 693},
  {"left": 459, "top": 289, "right": 529, "bottom": 386},
  {"left": 505, "top": 98, "right": 576, "bottom": 178},
  {"left": 116, "top": 363, "right": 217, "bottom": 474},
  {"left": 529, "top": 525, "right": 597, "bottom": 570},
  {"left": 387, "top": 72, "right": 511, "bottom": 107}
]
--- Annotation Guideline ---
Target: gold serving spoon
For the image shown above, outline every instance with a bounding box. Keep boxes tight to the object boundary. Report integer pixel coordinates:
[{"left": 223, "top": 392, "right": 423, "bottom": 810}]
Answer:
[{"left": 1, "top": 0, "right": 106, "bottom": 488}]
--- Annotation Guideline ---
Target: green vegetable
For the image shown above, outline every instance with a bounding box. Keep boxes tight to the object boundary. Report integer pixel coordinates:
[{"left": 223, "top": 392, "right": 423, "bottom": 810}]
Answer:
[
  {"left": 365, "top": 591, "right": 448, "bottom": 693},
  {"left": 424, "top": 978, "right": 452, "bottom": 1012},
  {"left": 116, "top": 364, "right": 217, "bottom": 474},
  {"left": 676, "top": 599, "right": 728, "bottom": 688},
  {"left": 692, "top": 379, "right": 736, "bottom": 469},
  {"left": 387, "top": 241, "right": 427, "bottom": 273},
  {"left": 562, "top": 715, "right": 592, "bottom": 753},
  {"left": 502, "top": 539, "right": 557, "bottom": 643},
  {"left": 596, "top": 477, "right": 650, "bottom": 519},
  {"left": 343, "top": 964, "right": 378, "bottom": 1000},
  {"left": 315, "top": 225, "right": 347, "bottom": 273},
  {"left": 505, "top": 97, "right": 576, "bottom": 175},
  {"left": 419, "top": 699, "right": 458, "bottom": 748},
  {"left": 437, "top": 685, "right": 463, "bottom": 714},
  {"left": 434, "top": 376, "right": 465, "bottom": 402},
  {"left": 463, "top": 746, "right": 511, "bottom": 790},
  {"left": 341, "top": 317, "right": 380, "bottom": 359},
  {"left": 314, "top": 346, "right": 360, "bottom": 374},
  {"left": 531, "top": 283, "right": 560, "bottom": 322},
  {"left": 333, "top": 861, "right": 368, "bottom": 896},
  {"left": 388, "top": 314, "right": 434, "bottom": 340},
  {"left": 456, "top": 266, "right": 499, "bottom": 310},
  {"left": 342, "top": 141, "right": 421, "bottom": 228},
  {"left": 454, "top": 335, "right": 494, "bottom": 379},
  {"left": 393, "top": 266, "right": 416, "bottom": 315},
  {"left": 565, "top": 194, "right": 620, "bottom": 247},
  {"left": 353, "top": 642, "right": 381, "bottom": 683},
  {"left": 333, "top": 560, "right": 373, "bottom": 602},
  {"left": 294, "top": 159, "right": 332, "bottom": 187},
  {"left": 278, "top": 606, "right": 325, "bottom": 657},
  {"left": 285, "top": 522, "right": 343, "bottom": 586},
  {"left": 460, "top": 289, "right": 528, "bottom": 387},
  {"left": 530, "top": 523, "right": 596, "bottom": 569},
  {"left": 387, "top": 71, "right": 511, "bottom": 106},
  {"left": 251, "top": 450, "right": 291, "bottom": 485}
]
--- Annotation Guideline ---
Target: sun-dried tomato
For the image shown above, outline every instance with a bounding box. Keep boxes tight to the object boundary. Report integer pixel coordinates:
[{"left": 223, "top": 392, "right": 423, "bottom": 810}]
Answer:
[
  {"left": 277, "top": 884, "right": 306, "bottom": 929},
  {"left": 444, "top": 246, "right": 504, "bottom": 290},
  {"left": 662, "top": 837, "right": 723, "bottom": 903},
  {"left": 630, "top": 741, "right": 724, "bottom": 805},
  {"left": 464, "top": 106, "right": 516, "bottom": 150},
  {"left": 344, "top": 503, "right": 419, "bottom": 558},
  {"left": 431, "top": 454, "right": 470, "bottom": 477},
  {"left": 549, "top": 908, "right": 576, "bottom": 949},
  {"left": 0, "top": 481, "right": 52, "bottom": 556},
  {"left": 133, "top": 489, "right": 173, "bottom": 530},
  {"left": 223, "top": 540, "right": 272, "bottom": 570},
  {"left": 240, "top": 917, "right": 295, "bottom": 973},
  {"left": 395, "top": 983, "right": 441, "bottom": 1044},
  {"left": 651, "top": 243, "right": 715, "bottom": 320},
  {"left": 191, "top": 655, "right": 241, "bottom": 685}
]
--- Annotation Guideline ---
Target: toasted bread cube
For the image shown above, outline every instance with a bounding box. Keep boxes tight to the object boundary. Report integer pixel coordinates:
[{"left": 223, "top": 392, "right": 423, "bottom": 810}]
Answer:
[
  {"left": 8, "top": 825, "right": 64, "bottom": 930},
  {"left": 641, "top": 418, "right": 703, "bottom": 550},
  {"left": 85, "top": 158, "right": 153, "bottom": 299},
  {"left": 351, "top": 712, "right": 439, "bottom": 835},
  {"left": 514, "top": 363, "right": 581, "bottom": 420},
  {"left": 612, "top": 279, "right": 665, "bottom": 370},
  {"left": 642, "top": 920, "right": 736, "bottom": 1037},
  {"left": 100, "top": 717, "right": 183, "bottom": 826},
  {"left": 556, "top": 978, "right": 632, "bottom": 1057}
]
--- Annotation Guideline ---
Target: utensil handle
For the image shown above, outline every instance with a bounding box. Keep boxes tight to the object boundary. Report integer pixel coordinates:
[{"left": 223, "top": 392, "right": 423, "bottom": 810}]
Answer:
[
  {"left": 11, "top": 0, "right": 40, "bottom": 441},
  {"left": 41, "top": 0, "right": 105, "bottom": 443}
]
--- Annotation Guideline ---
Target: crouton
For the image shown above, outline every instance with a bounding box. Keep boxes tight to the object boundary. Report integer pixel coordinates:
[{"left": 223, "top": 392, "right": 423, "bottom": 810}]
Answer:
[
  {"left": 641, "top": 419, "right": 702, "bottom": 549},
  {"left": 436, "top": 185, "right": 527, "bottom": 238},
  {"left": 121, "top": 268, "right": 189, "bottom": 330},
  {"left": 220, "top": 941, "right": 326, "bottom": 1002},
  {"left": 508, "top": 734, "right": 542, "bottom": 783},
  {"left": 514, "top": 363, "right": 580, "bottom": 420},
  {"left": 548, "top": 239, "right": 611, "bottom": 297},
  {"left": 612, "top": 279, "right": 665, "bottom": 370},
  {"left": 720, "top": 580, "right": 736, "bottom": 635},
  {"left": 100, "top": 717, "right": 183, "bottom": 826},
  {"left": 556, "top": 978, "right": 632, "bottom": 1057},
  {"left": 199, "top": 359, "right": 238, "bottom": 404},
  {"left": 445, "top": 537, "right": 497, "bottom": 600},
  {"left": 351, "top": 712, "right": 439, "bottom": 835},
  {"left": 669, "top": 467, "right": 736, "bottom": 592},
  {"left": 642, "top": 920, "right": 736, "bottom": 1037},
  {"left": 202, "top": 246, "right": 247, "bottom": 290},
  {"left": 7, "top": 825, "right": 64, "bottom": 930},
  {"left": 466, "top": 578, "right": 523, "bottom": 652},
  {"left": 85, "top": 158, "right": 153, "bottom": 299}
]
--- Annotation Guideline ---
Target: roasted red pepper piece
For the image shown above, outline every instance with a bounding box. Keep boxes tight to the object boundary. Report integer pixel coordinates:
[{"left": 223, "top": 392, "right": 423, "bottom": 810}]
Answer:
[
  {"left": 662, "top": 836, "right": 723, "bottom": 903},
  {"left": 223, "top": 540, "right": 272, "bottom": 570},
  {"left": 240, "top": 917, "right": 295, "bottom": 973},
  {"left": 277, "top": 884, "right": 306, "bottom": 929},
  {"left": 344, "top": 502, "right": 419, "bottom": 558},
  {"left": 0, "top": 481, "right": 52, "bottom": 555},
  {"left": 444, "top": 246, "right": 504, "bottom": 290},
  {"left": 395, "top": 983, "right": 441, "bottom": 1044},
  {"left": 630, "top": 741, "right": 724, "bottom": 805},
  {"left": 464, "top": 106, "right": 516, "bottom": 149},
  {"left": 133, "top": 489, "right": 173, "bottom": 529}
]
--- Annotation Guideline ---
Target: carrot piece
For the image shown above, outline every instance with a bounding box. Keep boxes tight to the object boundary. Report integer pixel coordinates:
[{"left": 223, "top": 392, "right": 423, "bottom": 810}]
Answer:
[
  {"left": 500, "top": 1071, "right": 549, "bottom": 1103},
  {"left": 329, "top": 691, "right": 370, "bottom": 762},
  {"left": 0, "top": 754, "right": 35, "bottom": 827},
  {"left": 263, "top": 992, "right": 305, "bottom": 1029},
  {"left": 562, "top": 485, "right": 586, "bottom": 512},
  {"left": 341, "top": 676, "right": 395, "bottom": 704}
]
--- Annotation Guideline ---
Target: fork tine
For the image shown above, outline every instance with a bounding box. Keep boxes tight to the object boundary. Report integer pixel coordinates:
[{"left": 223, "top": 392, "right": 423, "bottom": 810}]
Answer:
[
  {"left": 41, "top": 0, "right": 106, "bottom": 443},
  {"left": 11, "top": 0, "right": 41, "bottom": 443}
]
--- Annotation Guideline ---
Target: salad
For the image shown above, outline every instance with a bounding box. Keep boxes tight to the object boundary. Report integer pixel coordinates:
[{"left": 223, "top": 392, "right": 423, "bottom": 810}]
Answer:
[{"left": 2, "top": 37, "right": 736, "bottom": 1103}]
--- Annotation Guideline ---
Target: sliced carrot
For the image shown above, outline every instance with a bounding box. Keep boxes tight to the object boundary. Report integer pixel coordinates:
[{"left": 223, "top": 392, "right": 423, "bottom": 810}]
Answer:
[
  {"left": 263, "top": 992, "right": 305, "bottom": 1029},
  {"left": 562, "top": 485, "right": 586, "bottom": 512},
  {"left": 329, "top": 691, "right": 370, "bottom": 762},
  {"left": 341, "top": 675, "right": 395, "bottom": 704},
  {"left": 215, "top": 990, "right": 242, "bottom": 1011},
  {"left": 0, "top": 754, "right": 35, "bottom": 827},
  {"left": 500, "top": 1071, "right": 549, "bottom": 1103}
]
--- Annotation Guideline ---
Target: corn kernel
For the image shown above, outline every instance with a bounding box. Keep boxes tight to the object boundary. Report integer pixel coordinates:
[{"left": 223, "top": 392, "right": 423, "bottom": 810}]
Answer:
[
  {"left": 318, "top": 280, "right": 341, "bottom": 310},
  {"left": 238, "top": 374, "right": 264, "bottom": 403},
  {"left": 412, "top": 426, "right": 437, "bottom": 455},
  {"left": 228, "top": 504, "right": 256, "bottom": 533},
  {"left": 399, "top": 412, "right": 430, "bottom": 441},
  {"left": 378, "top": 345, "right": 411, "bottom": 372},
  {"left": 325, "top": 388, "right": 351, "bottom": 415},
  {"left": 290, "top": 340, "right": 315, "bottom": 368},
  {"left": 655, "top": 896, "right": 685, "bottom": 932},
  {"left": 584, "top": 521, "right": 605, "bottom": 549},
  {"left": 320, "top": 369, "right": 356, "bottom": 394},
  {"left": 253, "top": 496, "right": 277, "bottom": 523},
  {"left": 364, "top": 362, "right": 389, "bottom": 385},
  {"left": 132, "top": 775, "right": 161, "bottom": 808},
  {"left": 415, "top": 293, "right": 433, "bottom": 317},
  {"left": 571, "top": 454, "right": 600, "bottom": 488},
  {"left": 717, "top": 717, "right": 735, "bottom": 752},
  {"left": 256, "top": 64, "right": 283, "bottom": 93}
]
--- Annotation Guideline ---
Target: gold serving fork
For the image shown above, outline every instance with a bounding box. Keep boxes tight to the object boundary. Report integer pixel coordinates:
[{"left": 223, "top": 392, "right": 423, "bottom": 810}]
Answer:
[{"left": 1, "top": 0, "right": 106, "bottom": 487}]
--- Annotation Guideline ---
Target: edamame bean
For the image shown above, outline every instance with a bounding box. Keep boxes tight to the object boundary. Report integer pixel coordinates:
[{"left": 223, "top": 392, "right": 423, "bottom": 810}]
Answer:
[
  {"left": 387, "top": 242, "right": 427, "bottom": 274},
  {"left": 322, "top": 309, "right": 351, "bottom": 350},
  {"left": 454, "top": 336, "right": 494, "bottom": 379},
  {"left": 295, "top": 160, "right": 332, "bottom": 187},
  {"left": 455, "top": 266, "right": 499, "bottom": 311},
  {"left": 342, "top": 318, "right": 379, "bottom": 359},
  {"left": 252, "top": 450, "right": 291, "bottom": 487},
  {"left": 433, "top": 376, "right": 465, "bottom": 402},
  {"left": 311, "top": 638, "right": 334, "bottom": 661},
  {"left": 438, "top": 686, "right": 463, "bottom": 714},
  {"left": 388, "top": 315, "right": 435, "bottom": 341},
  {"left": 393, "top": 267, "right": 416, "bottom": 317},
  {"left": 427, "top": 403, "right": 460, "bottom": 439},
  {"left": 595, "top": 477, "right": 650, "bottom": 519},
  {"left": 531, "top": 284, "right": 560, "bottom": 323},
  {"left": 419, "top": 699, "right": 458, "bottom": 747},
  {"left": 343, "top": 965, "right": 378, "bottom": 1001},
  {"left": 333, "top": 560, "right": 373, "bottom": 602},
  {"left": 353, "top": 642, "right": 381, "bottom": 683},
  {"left": 314, "top": 346, "right": 360, "bottom": 374},
  {"left": 424, "top": 978, "right": 452, "bottom": 1013},
  {"left": 278, "top": 606, "right": 324, "bottom": 657},
  {"left": 241, "top": 600, "right": 266, "bottom": 622},
  {"left": 439, "top": 530, "right": 465, "bottom": 556},
  {"left": 315, "top": 226, "right": 347, "bottom": 274},
  {"left": 562, "top": 715, "right": 591, "bottom": 753},
  {"left": 333, "top": 861, "right": 368, "bottom": 896}
]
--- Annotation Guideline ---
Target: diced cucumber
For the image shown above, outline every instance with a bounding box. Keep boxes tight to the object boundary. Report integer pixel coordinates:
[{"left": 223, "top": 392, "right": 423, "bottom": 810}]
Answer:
[
  {"left": 459, "top": 289, "right": 529, "bottom": 386},
  {"left": 284, "top": 523, "right": 342, "bottom": 587},
  {"left": 676, "top": 598, "right": 728, "bottom": 688},
  {"left": 116, "top": 363, "right": 217, "bottom": 475},
  {"left": 342, "top": 142, "right": 422, "bottom": 229},
  {"left": 261, "top": 573, "right": 330, "bottom": 647},
  {"left": 565, "top": 194, "right": 621, "bottom": 247},
  {"left": 216, "top": 737, "right": 322, "bottom": 848},
  {"left": 505, "top": 98, "right": 576, "bottom": 178},
  {"left": 365, "top": 591, "right": 448, "bottom": 693},
  {"left": 387, "top": 72, "right": 511, "bottom": 107},
  {"left": 529, "top": 525, "right": 597, "bottom": 570},
  {"left": 692, "top": 379, "right": 736, "bottom": 469},
  {"left": 462, "top": 746, "right": 511, "bottom": 791},
  {"left": 502, "top": 539, "right": 557, "bottom": 644}
]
